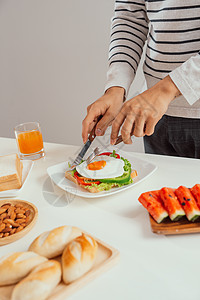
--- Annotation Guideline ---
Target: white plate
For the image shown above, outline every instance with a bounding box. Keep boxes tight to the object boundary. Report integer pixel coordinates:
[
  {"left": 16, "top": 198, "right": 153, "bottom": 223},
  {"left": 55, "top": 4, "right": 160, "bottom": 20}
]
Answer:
[
  {"left": 47, "top": 151, "right": 157, "bottom": 199},
  {"left": 0, "top": 160, "right": 33, "bottom": 197}
]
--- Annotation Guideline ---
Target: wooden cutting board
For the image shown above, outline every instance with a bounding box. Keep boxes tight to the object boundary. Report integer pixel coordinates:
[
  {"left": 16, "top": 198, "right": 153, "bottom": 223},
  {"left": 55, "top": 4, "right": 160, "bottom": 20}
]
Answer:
[
  {"left": 149, "top": 215, "right": 200, "bottom": 235},
  {"left": 0, "top": 235, "right": 120, "bottom": 300}
]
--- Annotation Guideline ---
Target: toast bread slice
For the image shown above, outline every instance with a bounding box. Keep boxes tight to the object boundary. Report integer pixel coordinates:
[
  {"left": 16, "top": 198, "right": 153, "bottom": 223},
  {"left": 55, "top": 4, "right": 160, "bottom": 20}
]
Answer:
[
  {"left": 0, "top": 154, "right": 23, "bottom": 191},
  {"left": 65, "top": 169, "right": 137, "bottom": 193}
]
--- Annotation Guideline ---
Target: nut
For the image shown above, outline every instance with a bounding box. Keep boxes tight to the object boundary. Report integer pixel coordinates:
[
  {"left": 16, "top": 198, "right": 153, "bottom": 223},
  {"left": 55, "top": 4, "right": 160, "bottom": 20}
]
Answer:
[
  {"left": 3, "top": 219, "right": 20, "bottom": 227},
  {"left": 5, "top": 224, "right": 12, "bottom": 229},
  {"left": 0, "top": 223, "right": 6, "bottom": 232},
  {"left": 10, "top": 228, "right": 16, "bottom": 235},
  {"left": 3, "top": 233, "right": 10, "bottom": 237},
  {"left": 25, "top": 210, "right": 31, "bottom": 217},
  {"left": 0, "top": 203, "right": 31, "bottom": 238},
  {"left": 2, "top": 227, "right": 12, "bottom": 233},
  {"left": 26, "top": 215, "right": 32, "bottom": 224},
  {"left": 10, "top": 212, "right": 16, "bottom": 220},
  {"left": 0, "top": 208, "right": 7, "bottom": 215},
  {"left": 0, "top": 213, "right": 7, "bottom": 220},
  {"left": 1, "top": 204, "right": 11, "bottom": 210},
  {"left": 16, "top": 219, "right": 26, "bottom": 224},
  {"left": 16, "top": 226, "right": 24, "bottom": 233},
  {"left": 7, "top": 206, "right": 15, "bottom": 216},
  {"left": 15, "top": 204, "right": 24, "bottom": 209},
  {"left": 15, "top": 208, "right": 25, "bottom": 214},
  {"left": 16, "top": 214, "right": 26, "bottom": 219},
  {"left": 1, "top": 203, "right": 11, "bottom": 208}
]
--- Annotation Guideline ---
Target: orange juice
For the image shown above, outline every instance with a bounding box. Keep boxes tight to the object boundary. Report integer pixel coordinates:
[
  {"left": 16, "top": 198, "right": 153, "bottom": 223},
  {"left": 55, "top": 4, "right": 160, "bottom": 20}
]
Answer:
[{"left": 17, "top": 130, "right": 44, "bottom": 154}]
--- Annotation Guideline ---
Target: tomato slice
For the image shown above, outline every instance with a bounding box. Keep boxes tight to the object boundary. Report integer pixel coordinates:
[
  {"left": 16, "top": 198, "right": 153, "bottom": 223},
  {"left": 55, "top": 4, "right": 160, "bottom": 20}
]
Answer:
[
  {"left": 99, "top": 152, "right": 120, "bottom": 159},
  {"left": 74, "top": 172, "right": 101, "bottom": 186}
]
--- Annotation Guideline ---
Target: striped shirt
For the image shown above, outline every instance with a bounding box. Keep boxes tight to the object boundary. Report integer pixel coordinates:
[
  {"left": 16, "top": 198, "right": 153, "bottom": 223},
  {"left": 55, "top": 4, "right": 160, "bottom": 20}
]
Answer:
[{"left": 105, "top": 0, "right": 200, "bottom": 118}]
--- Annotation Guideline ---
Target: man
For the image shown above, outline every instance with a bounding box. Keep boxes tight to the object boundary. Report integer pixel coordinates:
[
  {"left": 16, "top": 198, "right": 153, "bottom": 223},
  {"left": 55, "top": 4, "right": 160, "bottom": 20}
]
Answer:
[{"left": 82, "top": 0, "right": 200, "bottom": 158}]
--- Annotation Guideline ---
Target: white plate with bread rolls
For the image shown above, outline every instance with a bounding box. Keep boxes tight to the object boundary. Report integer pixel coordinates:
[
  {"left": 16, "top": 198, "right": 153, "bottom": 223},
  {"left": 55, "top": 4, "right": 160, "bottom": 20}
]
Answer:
[
  {"left": 0, "top": 225, "right": 119, "bottom": 300},
  {"left": 47, "top": 151, "right": 157, "bottom": 198},
  {"left": 0, "top": 154, "right": 33, "bottom": 198}
]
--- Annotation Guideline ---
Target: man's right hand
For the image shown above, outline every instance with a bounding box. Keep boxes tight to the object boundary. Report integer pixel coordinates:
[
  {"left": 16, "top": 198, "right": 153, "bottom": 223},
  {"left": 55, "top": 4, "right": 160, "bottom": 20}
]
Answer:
[{"left": 82, "top": 86, "right": 125, "bottom": 143}]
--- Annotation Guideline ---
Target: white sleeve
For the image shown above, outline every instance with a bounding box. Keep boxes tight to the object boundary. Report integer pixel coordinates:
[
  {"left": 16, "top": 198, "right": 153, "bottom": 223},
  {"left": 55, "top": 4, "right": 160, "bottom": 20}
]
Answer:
[
  {"left": 169, "top": 52, "right": 200, "bottom": 105},
  {"left": 105, "top": 0, "right": 149, "bottom": 96}
]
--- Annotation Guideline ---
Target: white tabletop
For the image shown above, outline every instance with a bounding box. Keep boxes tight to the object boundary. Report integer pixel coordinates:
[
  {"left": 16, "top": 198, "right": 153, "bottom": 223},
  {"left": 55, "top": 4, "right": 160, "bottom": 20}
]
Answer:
[{"left": 0, "top": 137, "right": 200, "bottom": 300}]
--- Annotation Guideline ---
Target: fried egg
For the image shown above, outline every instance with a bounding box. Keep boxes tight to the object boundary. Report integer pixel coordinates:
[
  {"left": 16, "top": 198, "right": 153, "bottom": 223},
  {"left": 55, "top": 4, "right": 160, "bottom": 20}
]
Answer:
[{"left": 76, "top": 155, "right": 125, "bottom": 179}]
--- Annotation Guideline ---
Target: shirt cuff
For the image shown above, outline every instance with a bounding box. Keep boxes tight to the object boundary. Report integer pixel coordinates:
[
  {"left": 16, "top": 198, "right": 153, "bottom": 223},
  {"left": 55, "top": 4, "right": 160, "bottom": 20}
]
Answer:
[
  {"left": 105, "top": 62, "right": 135, "bottom": 97},
  {"left": 169, "top": 55, "right": 200, "bottom": 106}
]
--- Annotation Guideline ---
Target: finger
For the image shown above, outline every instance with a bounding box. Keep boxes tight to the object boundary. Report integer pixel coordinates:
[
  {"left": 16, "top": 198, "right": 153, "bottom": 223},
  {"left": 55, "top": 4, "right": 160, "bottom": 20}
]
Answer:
[
  {"left": 87, "top": 104, "right": 92, "bottom": 114},
  {"left": 110, "top": 111, "right": 126, "bottom": 145},
  {"left": 88, "top": 119, "right": 98, "bottom": 135},
  {"left": 121, "top": 115, "right": 135, "bottom": 144},
  {"left": 95, "top": 109, "right": 115, "bottom": 136},
  {"left": 132, "top": 116, "right": 146, "bottom": 137},
  {"left": 82, "top": 112, "right": 100, "bottom": 143},
  {"left": 144, "top": 117, "right": 158, "bottom": 136}
]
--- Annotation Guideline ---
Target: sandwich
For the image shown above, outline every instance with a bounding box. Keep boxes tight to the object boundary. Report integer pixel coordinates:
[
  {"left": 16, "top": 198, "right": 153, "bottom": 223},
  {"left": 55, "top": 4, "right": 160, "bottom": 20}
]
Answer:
[{"left": 65, "top": 150, "right": 137, "bottom": 193}]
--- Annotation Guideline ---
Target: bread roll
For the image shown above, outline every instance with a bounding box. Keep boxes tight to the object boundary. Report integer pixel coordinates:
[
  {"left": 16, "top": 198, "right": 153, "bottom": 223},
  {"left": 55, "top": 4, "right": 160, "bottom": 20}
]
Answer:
[
  {"left": 28, "top": 226, "right": 82, "bottom": 258},
  {"left": 0, "top": 251, "right": 47, "bottom": 286},
  {"left": 11, "top": 260, "right": 61, "bottom": 300},
  {"left": 62, "top": 233, "right": 98, "bottom": 284}
]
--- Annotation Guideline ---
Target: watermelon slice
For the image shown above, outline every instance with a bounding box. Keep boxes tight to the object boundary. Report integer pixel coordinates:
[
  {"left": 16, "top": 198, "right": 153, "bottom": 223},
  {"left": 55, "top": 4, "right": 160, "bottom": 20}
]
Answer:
[
  {"left": 190, "top": 184, "right": 200, "bottom": 208},
  {"left": 175, "top": 186, "right": 200, "bottom": 221},
  {"left": 159, "top": 187, "right": 185, "bottom": 221},
  {"left": 138, "top": 191, "right": 168, "bottom": 223}
]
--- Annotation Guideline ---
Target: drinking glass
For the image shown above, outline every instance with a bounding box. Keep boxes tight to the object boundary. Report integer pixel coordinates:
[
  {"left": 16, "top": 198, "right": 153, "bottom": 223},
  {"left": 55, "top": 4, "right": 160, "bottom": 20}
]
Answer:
[{"left": 15, "top": 122, "right": 45, "bottom": 160}]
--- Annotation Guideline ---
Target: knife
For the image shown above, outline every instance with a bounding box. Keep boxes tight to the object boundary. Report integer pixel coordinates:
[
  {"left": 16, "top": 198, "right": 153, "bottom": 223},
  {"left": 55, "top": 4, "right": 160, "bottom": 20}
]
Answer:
[
  {"left": 70, "top": 118, "right": 124, "bottom": 169},
  {"left": 69, "top": 127, "right": 96, "bottom": 170}
]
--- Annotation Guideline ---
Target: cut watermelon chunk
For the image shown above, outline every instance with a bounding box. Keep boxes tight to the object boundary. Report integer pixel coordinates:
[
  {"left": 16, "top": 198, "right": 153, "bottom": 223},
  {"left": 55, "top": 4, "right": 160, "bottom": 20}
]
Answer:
[
  {"left": 159, "top": 187, "right": 185, "bottom": 221},
  {"left": 175, "top": 186, "right": 200, "bottom": 221},
  {"left": 190, "top": 184, "right": 200, "bottom": 209},
  {"left": 138, "top": 191, "right": 168, "bottom": 223}
]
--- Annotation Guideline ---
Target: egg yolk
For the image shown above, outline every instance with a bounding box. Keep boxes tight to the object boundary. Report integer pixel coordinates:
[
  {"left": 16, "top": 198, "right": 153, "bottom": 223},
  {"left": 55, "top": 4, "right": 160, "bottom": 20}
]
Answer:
[{"left": 87, "top": 160, "right": 106, "bottom": 170}]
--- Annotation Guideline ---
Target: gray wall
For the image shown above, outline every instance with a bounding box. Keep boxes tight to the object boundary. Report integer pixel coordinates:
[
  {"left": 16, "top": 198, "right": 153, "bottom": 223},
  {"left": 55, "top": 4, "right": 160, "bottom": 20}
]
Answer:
[{"left": 0, "top": 0, "right": 145, "bottom": 152}]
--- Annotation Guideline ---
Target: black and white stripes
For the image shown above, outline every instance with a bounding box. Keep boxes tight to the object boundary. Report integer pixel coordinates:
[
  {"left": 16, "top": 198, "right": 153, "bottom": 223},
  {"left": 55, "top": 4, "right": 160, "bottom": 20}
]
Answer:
[
  {"left": 109, "top": 0, "right": 149, "bottom": 76},
  {"left": 108, "top": 0, "right": 200, "bottom": 80}
]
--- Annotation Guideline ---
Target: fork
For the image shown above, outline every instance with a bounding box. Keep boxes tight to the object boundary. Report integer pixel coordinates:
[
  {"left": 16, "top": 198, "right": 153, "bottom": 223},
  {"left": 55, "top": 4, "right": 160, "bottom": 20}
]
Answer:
[{"left": 85, "top": 135, "right": 123, "bottom": 165}]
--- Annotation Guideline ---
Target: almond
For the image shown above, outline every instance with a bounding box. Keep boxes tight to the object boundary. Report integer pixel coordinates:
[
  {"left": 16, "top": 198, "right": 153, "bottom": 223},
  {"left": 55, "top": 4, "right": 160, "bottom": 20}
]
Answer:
[
  {"left": 3, "top": 233, "right": 10, "bottom": 237},
  {"left": 2, "top": 227, "right": 12, "bottom": 233},
  {"left": 15, "top": 219, "right": 26, "bottom": 224},
  {"left": 16, "top": 213, "right": 26, "bottom": 219},
  {"left": 7, "top": 206, "right": 15, "bottom": 216},
  {"left": 3, "top": 219, "right": 20, "bottom": 227},
  {"left": 25, "top": 210, "right": 31, "bottom": 217},
  {"left": 10, "top": 228, "right": 16, "bottom": 235},
  {"left": 16, "top": 226, "right": 24, "bottom": 233},
  {"left": 10, "top": 212, "right": 16, "bottom": 220},
  {"left": 0, "top": 223, "right": 6, "bottom": 232},
  {"left": 1, "top": 204, "right": 11, "bottom": 210},
  {"left": 0, "top": 208, "right": 7, "bottom": 215},
  {"left": 1, "top": 203, "right": 11, "bottom": 208},
  {"left": 26, "top": 215, "right": 32, "bottom": 223},
  {"left": 15, "top": 208, "right": 25, "bottom": 214},
  {"left": 15, "top": 204, "right": 24, "bottom": 209},
  {"left": 0, "top": 213, "right": 7, "bottom": 220}
]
